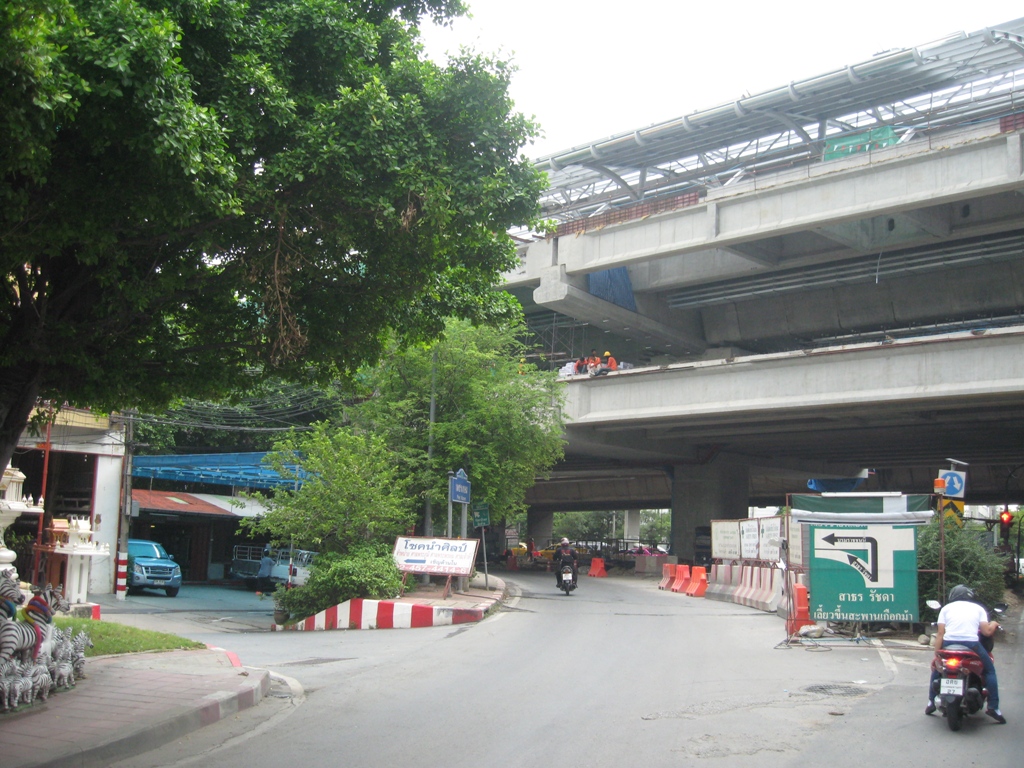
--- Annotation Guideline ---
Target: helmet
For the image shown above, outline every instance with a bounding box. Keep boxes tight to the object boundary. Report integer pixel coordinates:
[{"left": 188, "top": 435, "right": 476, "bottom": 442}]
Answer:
[
  {"left": 948, "top": 584, "right": 977, "bottom": 603},
  {"left": 603, "top": 351, "right": 612, "bottom": 357},
  {"left": 560, "top": 538, "right": 570, "bottom": 545}
]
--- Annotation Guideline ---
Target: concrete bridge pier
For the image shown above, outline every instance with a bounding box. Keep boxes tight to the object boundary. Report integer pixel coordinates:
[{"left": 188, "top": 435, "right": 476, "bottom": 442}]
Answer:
[
  {"left": 670, "top": 460, "right": 749, "bottom": 562},
  {"left": 526, "top": 508, "right": 554, "bottom": 548}
]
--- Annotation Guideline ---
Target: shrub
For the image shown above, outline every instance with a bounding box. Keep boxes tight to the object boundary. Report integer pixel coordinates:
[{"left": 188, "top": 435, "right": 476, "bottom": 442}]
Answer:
[
  {"left": 917, "top": 516, "right": 1007, "bottom": 619},
  {"left": 274, "top": 545, "right": 403, "bottom": 622}
]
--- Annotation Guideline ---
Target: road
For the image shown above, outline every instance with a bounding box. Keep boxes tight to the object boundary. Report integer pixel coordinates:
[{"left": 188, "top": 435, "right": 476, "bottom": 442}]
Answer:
[{"left": 103, "top": 573, "right": 1022, "bottom": 767}]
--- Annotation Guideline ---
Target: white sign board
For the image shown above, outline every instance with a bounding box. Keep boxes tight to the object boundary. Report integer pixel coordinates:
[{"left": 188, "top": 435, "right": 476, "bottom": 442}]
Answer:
[
  {"left": 740, "top": 519, "right": 760, "bottom": 559},
  {"left": 711, "top": 520, "right": 740, "bottom": 559},
  {"left": 393, "top": 536, "right": 479, "bottom": 577},
  {"left": 758, "top": 517, "right": 782, "bottom": 561}
]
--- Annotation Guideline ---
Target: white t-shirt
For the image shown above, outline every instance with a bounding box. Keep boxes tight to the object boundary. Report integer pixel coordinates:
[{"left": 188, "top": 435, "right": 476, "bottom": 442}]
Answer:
[{"left": 937, "top": 600, "right": 988, "bottom": 642}]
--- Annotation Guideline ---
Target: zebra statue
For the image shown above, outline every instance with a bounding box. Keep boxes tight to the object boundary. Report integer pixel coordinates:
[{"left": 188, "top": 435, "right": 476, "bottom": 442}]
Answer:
[
  {"left": 0, "top": 585, "right": 65, "bottom": 665},
  {"left": 0, "top": 571, "right": 24, "bottom": 621}
]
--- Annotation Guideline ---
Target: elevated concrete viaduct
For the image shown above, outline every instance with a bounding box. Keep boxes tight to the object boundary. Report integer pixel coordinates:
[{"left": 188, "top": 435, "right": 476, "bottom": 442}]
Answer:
[{"left": 506, "top": 18, "right": 1024, "bottom": 558}]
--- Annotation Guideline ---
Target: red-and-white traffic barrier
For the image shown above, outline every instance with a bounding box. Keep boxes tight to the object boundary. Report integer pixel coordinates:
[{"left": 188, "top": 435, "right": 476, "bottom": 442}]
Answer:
[{"left": 271, "top": 597, "right": 485, "bottom": 631}]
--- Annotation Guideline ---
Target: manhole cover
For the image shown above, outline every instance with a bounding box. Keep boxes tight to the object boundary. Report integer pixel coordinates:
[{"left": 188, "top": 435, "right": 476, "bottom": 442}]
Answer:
[{"left": 804, "top": 684, "right": 868, "bottom": 697}]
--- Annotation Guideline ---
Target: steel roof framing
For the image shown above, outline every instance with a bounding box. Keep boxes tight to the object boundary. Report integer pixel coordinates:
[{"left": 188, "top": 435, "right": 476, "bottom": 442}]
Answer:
[{"left": 533, "top": 19, "right": 1024, "bottom": 224}]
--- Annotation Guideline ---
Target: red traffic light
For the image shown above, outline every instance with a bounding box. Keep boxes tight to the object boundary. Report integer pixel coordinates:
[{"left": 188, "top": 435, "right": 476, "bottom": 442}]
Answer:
[{"left": 1000, "top": 510, "right": 1013, "bottom": 525}]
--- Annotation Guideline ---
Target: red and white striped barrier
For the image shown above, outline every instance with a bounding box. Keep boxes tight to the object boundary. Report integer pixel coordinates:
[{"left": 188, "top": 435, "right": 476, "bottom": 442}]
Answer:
[
  {"left": 115, "top": 551, "right": 128, "bottom": 601},
  {"left": 271, "top": 597, "right": 484, "bottom": 631},
  {"left": 704, "top": 564, "right": 732, "bottom": 600}
]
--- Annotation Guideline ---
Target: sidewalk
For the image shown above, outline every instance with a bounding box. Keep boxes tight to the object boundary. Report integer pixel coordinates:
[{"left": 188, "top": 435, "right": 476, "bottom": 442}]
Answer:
[{"left": 0, "top": 574, "right": 506, "bottom": 768}]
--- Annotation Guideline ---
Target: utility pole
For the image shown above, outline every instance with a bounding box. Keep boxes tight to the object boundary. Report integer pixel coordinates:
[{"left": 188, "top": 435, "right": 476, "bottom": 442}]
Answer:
[{"left": 116, "top": 411, "right": 135, "bottom": 601}]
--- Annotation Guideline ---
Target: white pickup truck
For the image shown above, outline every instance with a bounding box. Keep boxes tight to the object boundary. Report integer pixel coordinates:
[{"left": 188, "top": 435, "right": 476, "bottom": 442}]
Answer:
[{"left": 229, "top": 544, "right": 315, "bottom": 588}]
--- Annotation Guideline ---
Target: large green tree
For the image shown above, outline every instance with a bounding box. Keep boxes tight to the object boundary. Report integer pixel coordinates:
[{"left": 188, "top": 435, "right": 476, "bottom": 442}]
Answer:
[
  {"left": 0, "top": 0, "right": 544, "bottom": 470},
  {"left": 347, "top": 318, "right": 565, "bottom": 529}
]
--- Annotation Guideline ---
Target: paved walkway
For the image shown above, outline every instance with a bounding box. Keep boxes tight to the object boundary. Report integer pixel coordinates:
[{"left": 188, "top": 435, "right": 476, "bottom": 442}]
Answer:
[{"left": 0, "top": 574, "right": 506, "bottom": 768}]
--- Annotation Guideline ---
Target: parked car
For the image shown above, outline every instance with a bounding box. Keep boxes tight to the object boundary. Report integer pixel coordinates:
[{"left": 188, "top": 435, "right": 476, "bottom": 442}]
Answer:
[
  {"left": 127, "top": 539, "right": 182, "bottom": 597},
  {"left": 535, "top": 542, "right": 592, "bottom": 562}
]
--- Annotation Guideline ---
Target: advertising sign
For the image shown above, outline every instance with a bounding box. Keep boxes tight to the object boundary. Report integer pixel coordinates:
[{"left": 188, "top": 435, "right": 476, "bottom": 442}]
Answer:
[
  {"left": 809, "top": 524, "right": 918, "bottom": 622},
  {"left": 393, "top": 536, "right": 479, "bottom": 577},
  {"left": 711, "top": 520, "right": 740, "bottom": 559}
]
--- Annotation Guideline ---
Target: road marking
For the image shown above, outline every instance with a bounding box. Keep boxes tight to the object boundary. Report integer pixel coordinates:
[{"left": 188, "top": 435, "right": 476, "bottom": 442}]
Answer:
[{"left": 869, "top": 638, "right": 899, "bottom": 679}]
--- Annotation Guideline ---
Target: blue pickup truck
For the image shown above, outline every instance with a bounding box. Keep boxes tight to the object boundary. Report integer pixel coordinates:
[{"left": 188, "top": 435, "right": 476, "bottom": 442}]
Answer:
[{"left": 127, "top": 539, "right": 183, "bottom": 597}]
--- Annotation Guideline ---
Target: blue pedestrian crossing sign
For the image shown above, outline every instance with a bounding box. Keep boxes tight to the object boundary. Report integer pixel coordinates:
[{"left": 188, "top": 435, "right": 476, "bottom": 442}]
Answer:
[{"left": 939, "top": 471, "right": 966, "bottom": 498}]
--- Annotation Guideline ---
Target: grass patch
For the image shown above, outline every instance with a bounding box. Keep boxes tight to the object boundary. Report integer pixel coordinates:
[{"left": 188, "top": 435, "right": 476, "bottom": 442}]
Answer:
[{"left": 54, "top": 617, "right": 205, "bottom": 657}]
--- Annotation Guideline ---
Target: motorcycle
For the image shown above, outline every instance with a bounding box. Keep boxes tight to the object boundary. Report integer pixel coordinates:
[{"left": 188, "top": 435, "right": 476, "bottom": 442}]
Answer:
[
  {"left": 558, "top": 564, "right": 577, "bottom": 596},
  {"left": 926, "top": 599, "right": 1006, "bottom": 731}
]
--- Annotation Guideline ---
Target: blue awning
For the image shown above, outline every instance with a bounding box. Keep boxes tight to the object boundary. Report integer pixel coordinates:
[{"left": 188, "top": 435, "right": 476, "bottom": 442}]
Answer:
[{"left": 131, "top": 452, "right": 306, "bottom": 489}]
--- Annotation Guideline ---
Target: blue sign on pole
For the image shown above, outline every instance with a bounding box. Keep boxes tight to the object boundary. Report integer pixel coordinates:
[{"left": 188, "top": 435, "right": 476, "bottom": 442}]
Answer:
[
  {"left": 940, "top": 471, "right": 966, "bottom": 499},
  {"left": 450, "top": 469, "right": 471, "bottom": 504}
]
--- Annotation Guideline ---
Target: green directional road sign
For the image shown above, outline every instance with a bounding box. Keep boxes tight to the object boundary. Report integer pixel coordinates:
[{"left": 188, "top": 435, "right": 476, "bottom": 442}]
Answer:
[
  {"left": 809, "top": 524, "right": 918, "bottom": 623},
  {"left": 471, "top": 502, "right": 489, "bottom": 528}
]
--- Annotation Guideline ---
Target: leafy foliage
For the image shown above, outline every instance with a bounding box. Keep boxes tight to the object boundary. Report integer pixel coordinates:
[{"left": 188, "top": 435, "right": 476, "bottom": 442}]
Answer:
[
  {"left": 273, "top": 545, "right": 404, "bottom": 621},
  {"left": 0, "top": 0, "right": 544, "bottom": 472},
  {"left": 917, "top": 516, "right": 1008, "bottom": 617},
  {"left": 242, "top": 422, "right": 415, "bottom": 553},
  {"left": 347, "top": 318, "right": 565, "bottom": 528}
]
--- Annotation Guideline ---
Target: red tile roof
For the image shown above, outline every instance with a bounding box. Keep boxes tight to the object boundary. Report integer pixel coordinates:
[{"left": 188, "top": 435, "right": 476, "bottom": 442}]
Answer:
[{"left": 132, "top": 489, "right": 236, "bottom": 516}]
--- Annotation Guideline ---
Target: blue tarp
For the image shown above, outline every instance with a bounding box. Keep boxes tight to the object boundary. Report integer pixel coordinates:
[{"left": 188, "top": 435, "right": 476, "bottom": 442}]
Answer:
[
  {"left": 588, "top": 267, "right": 637, "bottom": 311},
  {"left": 132, "top": 452, "right": 306, "bottom": 489}
]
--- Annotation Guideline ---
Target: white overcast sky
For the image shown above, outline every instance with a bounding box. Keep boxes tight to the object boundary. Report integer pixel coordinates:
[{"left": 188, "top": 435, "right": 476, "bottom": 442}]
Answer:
[{"left": 419, "top": 3, "right": 1024, "bottom": 159}]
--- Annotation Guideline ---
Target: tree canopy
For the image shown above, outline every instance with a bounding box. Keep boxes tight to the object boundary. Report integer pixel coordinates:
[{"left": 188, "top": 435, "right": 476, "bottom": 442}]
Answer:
[
  {"left": 347, "top": 318, "right": 565, "bottom": 528},
  {"left": 0, "top": 0, "right": 544, "bottom": 470}
]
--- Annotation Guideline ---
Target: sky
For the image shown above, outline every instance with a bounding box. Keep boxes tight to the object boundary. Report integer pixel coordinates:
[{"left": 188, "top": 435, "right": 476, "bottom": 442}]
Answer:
[{"left": 419, "top": 3, "right": 1024, "bottom": 160}]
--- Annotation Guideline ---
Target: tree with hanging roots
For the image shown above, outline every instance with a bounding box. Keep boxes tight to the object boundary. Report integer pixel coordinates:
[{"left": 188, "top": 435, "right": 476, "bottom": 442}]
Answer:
[{"left": 0, "top": 0, "right": 545, "bottom": 471}]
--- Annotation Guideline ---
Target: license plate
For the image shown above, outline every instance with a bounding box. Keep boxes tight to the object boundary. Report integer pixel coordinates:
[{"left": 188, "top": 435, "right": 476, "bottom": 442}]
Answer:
[
  {"left": 940, "top": 678, "right": 964, "bottom": 696},
  {"left": 153, "top": 580, "right": 166, "bottom": 586}
]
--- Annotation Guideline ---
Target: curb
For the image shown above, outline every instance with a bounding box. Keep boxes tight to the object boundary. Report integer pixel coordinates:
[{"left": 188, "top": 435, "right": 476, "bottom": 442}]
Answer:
[
  {"left": 272, "top": 597, "right": 485, "bottom": 631},
  {"left": 5, "top": 650, "right": 270, "bottom": 768}
]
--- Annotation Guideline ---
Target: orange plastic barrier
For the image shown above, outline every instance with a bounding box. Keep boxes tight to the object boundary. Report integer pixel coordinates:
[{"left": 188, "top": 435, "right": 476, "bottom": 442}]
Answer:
[
  {"left": 786, "top": 582, "right": 815, "bottom": 636},
  {"left": 670, "top": 564, "right": 691, "bottom": 593},
  {"left": 658, "top": 563, "right": 677, "bottom": 590},
  {"left": 588, "top": 557, "right": 608, "bottom": 577},
  {"left": 685, "top": 566, "right": 707, "bottom": 597}
]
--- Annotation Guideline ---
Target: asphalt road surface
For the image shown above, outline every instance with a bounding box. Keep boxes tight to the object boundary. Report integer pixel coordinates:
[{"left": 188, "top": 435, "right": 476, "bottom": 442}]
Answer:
[{"left": 105, "top": 574, "right": 1022, "bottom": 768}]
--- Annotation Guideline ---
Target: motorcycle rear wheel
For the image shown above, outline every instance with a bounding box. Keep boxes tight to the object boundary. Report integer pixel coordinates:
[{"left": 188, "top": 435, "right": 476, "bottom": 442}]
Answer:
[{"left": 946, "top": 703, "right": 963, "bottom": 731}]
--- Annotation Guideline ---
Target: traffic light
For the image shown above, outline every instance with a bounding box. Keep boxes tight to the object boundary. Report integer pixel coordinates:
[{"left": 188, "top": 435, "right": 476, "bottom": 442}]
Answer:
[{"left": 999, "top": 509, "right": 1014, "bottom": 543}]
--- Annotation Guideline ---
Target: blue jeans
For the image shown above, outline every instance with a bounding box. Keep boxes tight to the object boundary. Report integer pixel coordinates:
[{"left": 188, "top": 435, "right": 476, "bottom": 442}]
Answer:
[{"left": 929, "top": 639, "right": 999, "bottom": 710}]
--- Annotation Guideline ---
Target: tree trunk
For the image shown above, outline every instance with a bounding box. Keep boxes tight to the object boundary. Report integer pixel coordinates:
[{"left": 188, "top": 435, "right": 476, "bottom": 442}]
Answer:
[{"left": 0, "top": 365, "right": 43, "bottom": 473}]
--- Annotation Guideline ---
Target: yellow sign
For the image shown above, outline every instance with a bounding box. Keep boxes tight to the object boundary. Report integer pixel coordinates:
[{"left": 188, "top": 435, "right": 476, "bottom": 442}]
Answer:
[{"left": 942, "top": 500, "right": 964, "bottom": 527}]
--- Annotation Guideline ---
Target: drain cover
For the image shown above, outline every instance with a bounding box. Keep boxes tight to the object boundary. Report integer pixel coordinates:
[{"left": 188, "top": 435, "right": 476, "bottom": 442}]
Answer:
[{"left": 804, "top": 684, "right": 868, "bottom": 697}]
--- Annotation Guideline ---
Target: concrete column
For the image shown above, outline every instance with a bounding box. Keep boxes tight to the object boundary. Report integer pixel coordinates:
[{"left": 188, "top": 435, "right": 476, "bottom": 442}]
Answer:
[
  {"left": 623, "top": 509, "right": 641, "bottom": 543},
  {"left": 527, "top": 508, "right": 554, "bottom": 548},
  {"left": 670, "top": 460, "right": 749, "bottom": 563}
]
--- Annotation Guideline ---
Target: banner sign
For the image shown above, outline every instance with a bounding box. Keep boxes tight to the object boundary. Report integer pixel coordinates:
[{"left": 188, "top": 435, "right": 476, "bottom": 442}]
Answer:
[
  {"left": 809, "top": 524, "right": 918, "bottom": 622},
  {"left": 711, "top": 520, "right": 740, "bottom": 559},
  {"left": 740, "top": 519, "right": 760, "bottom": 559},
  {"left": 393, "top": 536, "right": 479, "bottom": 577},
  {"left": 758, "top": 517, "right": 781, "bottom": 561}
]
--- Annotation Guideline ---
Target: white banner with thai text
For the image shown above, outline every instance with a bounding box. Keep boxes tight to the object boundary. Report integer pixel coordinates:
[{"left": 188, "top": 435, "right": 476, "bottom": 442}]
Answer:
[{"left": 393, "top": 536, "right": 479, "bottom": 576}]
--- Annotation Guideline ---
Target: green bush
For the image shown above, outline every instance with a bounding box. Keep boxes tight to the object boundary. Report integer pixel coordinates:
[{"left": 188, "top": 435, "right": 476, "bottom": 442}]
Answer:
[
  {"left": 917, "top": 516, "right": 1008, "bottom": 619},
  {"left": 273, "top": 545, "right": 403, "bottom": 622}
]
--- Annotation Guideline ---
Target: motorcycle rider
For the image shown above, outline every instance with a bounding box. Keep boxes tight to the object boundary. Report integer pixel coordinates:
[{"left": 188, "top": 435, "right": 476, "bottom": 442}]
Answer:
[
  {"left": 926, "top": 584, "right": 1005, "bottom": 723},
  {"left": 553, "top": 538, "right": 578, "bottom": 588}
]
